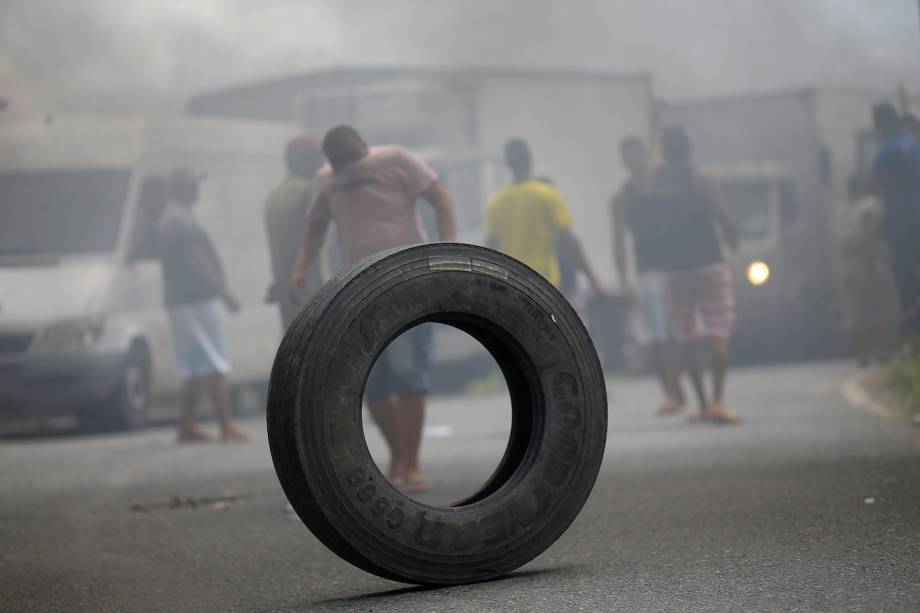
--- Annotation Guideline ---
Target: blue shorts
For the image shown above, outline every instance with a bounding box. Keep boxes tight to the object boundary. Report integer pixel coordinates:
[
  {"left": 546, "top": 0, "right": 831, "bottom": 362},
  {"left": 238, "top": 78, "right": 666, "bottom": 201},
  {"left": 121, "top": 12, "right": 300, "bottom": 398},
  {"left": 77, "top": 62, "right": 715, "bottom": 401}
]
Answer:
[
  {"left": 636, "top": 272, "right": 671, "bottom": 344},
  {"left": 167, "top": 299, "right": 231, "bottom": 380},
  {"left": 364, "top": 323, "right": 433, "bottom": 404}
]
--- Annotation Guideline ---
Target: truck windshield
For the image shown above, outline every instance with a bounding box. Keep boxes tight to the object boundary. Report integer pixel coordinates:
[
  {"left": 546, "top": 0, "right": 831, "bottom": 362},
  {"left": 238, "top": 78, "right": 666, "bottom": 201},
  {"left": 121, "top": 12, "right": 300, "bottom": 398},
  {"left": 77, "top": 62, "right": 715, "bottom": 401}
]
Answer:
[
  {"left": 0, "top": 168, "right": 130, "bottom": 258},
  {"left": 720, "top": 181, "right": 771, "bottom": 241}
]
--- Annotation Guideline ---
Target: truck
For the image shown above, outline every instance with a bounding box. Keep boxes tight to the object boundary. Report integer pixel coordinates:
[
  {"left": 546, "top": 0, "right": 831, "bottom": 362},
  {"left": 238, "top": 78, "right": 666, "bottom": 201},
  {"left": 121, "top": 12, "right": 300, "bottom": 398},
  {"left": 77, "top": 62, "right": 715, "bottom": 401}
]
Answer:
[{"left": 661, "top": 86, "right": 920, "bottom": 360}]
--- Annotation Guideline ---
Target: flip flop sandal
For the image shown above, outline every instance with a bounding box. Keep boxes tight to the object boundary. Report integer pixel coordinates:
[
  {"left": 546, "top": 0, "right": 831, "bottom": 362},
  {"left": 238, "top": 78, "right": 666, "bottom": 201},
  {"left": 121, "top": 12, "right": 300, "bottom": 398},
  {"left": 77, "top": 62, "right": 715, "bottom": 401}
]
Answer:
[
  {"left": 657, "top": 402, "right": 684, "bottom": 416},
  {"left": 687, "top": 411, "right": 707, "bottom": 422},
  {"left": 708, "top": 410, "right": 741, "bottom": 425},
  {"left": 177, "top": 432, "right": 213, "bottom": 444},
  {"left": 402, "top": 478, "right": 432, "bottom": 494},
  {"left": 220, "top": 431, "right": 250, "bottom": 443}
]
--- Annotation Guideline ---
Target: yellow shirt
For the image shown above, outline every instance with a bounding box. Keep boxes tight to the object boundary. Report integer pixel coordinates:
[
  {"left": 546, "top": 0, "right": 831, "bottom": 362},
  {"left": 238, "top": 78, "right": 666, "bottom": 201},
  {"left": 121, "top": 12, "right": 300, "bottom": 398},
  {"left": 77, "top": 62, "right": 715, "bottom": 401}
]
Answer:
[{"left": 485, "top": 180, "right": 573, "bottom": 286}]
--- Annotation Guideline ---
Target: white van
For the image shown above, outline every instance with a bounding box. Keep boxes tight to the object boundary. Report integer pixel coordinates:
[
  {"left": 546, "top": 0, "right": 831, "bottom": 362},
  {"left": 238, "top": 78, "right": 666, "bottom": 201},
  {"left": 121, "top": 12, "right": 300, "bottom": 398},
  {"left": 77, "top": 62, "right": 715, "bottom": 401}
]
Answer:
[{"left": 0, "top": 115, "right": 295, "bottom": 429}]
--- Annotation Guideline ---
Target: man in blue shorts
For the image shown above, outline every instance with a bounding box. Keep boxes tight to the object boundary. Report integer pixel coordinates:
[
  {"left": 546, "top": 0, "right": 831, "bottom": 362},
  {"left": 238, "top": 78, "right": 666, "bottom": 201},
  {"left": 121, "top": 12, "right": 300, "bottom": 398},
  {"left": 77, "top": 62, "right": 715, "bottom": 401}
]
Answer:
[
  {"left": 613, "top": 136, "right": 685, "bottom": 414},
  {"left": 289, "top": 126, "right": 458, "bottom": 492}
]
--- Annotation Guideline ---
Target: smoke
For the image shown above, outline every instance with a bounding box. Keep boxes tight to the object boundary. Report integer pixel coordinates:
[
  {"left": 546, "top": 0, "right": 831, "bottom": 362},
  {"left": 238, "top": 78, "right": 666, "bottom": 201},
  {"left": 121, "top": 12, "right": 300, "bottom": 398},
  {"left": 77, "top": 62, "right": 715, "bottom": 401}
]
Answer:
[{"left": 1, "top": 0, "right": 919, "bottom": 118}]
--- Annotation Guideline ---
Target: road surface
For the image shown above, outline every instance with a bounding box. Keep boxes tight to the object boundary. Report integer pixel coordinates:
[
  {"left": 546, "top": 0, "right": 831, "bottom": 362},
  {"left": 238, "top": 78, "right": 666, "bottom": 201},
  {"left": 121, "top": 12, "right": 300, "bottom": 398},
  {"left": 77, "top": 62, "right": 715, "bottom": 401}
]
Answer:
[{"left": 1, "top": 361, "right": 918, "bottom": 612}]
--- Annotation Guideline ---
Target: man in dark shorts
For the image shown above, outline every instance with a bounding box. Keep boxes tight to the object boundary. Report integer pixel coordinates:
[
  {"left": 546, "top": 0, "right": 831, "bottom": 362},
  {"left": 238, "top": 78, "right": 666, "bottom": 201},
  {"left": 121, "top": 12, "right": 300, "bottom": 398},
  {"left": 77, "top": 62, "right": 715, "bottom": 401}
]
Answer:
[
  {"left": 655, "top": 126, "right": 740, "bottom": 423},
  {"left": 612, "top": 136, "right": 685, "bottom": 414},
  {"left": 264, "top": 135, "right": 324, "bottom": 329},
  {"left": 288, "top": 125, "right": 458, "bottom": 492},
  {"left": 872, "top": 103, "right": 920, "bottom": 338}
]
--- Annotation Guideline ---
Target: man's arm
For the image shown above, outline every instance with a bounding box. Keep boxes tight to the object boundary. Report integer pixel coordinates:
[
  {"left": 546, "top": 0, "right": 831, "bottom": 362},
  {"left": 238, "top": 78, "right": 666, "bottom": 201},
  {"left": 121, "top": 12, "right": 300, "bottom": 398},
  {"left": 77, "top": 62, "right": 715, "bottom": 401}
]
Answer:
[
  {"left": 288, "top": 217, "right": 329, "bottom": 302},
  {"left": 420, "top": 181, "right": 457, "bottom": 242},
  {"left": 263, "top": 202, "right": 285, "bottom": 302},
  {"left": 184, "top": 244, "right": 239, "bottom": 312},
  {"left": 560, "top": 227, "right": 606, "bottom": 297},
  {"left": 611, "top": 190, "right": 634, "bottom": 303},
  {"left": 700, "top": 173, "right": 738, "bottom": 252}
]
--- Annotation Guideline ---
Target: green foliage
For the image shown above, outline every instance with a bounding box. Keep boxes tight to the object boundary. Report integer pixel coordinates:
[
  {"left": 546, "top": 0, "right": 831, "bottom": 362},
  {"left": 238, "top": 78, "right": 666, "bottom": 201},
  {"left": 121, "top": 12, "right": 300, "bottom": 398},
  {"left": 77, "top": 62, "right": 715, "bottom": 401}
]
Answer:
[{"left": 890, "top": 354, "right": 920, "bottom": 413}]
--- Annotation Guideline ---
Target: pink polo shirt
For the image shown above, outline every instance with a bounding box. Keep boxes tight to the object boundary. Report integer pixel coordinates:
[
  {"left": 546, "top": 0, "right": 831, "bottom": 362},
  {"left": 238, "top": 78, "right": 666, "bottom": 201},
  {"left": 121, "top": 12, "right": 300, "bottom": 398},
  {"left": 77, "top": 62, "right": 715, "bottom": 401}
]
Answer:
[{"left": 308, "top": 145, "right": 438, "bottom": 265}]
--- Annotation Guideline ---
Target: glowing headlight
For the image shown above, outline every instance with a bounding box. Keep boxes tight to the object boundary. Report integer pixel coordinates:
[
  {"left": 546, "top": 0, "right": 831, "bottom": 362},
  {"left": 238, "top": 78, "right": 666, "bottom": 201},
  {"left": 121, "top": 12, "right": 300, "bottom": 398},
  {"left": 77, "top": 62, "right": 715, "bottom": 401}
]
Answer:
[
  {"left": 746, "top": 261, "right": 770, "bottom": 286},
  {"left": 34, "top": 316, "right": 105, "bottom": 355}
]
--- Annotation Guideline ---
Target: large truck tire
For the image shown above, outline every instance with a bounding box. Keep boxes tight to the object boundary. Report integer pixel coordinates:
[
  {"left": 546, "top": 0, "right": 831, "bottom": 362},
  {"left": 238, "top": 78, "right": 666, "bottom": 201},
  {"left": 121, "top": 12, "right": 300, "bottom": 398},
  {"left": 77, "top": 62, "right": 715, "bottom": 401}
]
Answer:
[{"left": 267, "top": 243, "right": 607, "bottom": 585}]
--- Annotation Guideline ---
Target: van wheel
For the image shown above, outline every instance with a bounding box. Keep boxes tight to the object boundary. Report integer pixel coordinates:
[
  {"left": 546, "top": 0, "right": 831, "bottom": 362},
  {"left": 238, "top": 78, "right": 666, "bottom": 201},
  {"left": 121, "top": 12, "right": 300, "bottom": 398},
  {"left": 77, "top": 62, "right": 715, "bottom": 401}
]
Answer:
[{"left": 83, "top": 348, "right": 150, "bottom": 432}]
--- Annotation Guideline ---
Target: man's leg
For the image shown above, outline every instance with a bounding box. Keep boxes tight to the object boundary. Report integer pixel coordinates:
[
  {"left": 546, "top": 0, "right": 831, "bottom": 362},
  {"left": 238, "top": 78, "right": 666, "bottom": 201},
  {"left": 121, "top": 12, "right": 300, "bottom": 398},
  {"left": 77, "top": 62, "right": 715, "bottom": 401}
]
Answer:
[
  {"left": 177, "top": 377, "right": 209, "bottom": 441},
  {"left": 888, "top": 240, "right": 920, "bottom": 350},
  {"left": 845, "top": 286, "right": 871, "bottom": 366},
  {"left": 206, "top": 372, "right": 247, "bottom": 441},
  {"left": 392, "top": 393, "right": 426, "bottom": 487},
  {"left": 367, "top": 396, "right": 400, "bottom": 477},
  {"left": 701, "top": 265, "right": 739, "bottom": 422},
  {"left": 651, "top": 342, "right": 683, "bottom": 413},
  {"left": 388, "top": 324, "right": 431, "bottom": 491},
  {"left": 681, "top": 340, "right": 708, "bottom": 413},
  {"left": 667, "top": 272, "right": 704, "bottom": 415},
  {"left": 639, "top": 276, "right": 684, "bottom": 413},
  {"left": 710, "top": 335, "right": 730, "bottom": 409}
]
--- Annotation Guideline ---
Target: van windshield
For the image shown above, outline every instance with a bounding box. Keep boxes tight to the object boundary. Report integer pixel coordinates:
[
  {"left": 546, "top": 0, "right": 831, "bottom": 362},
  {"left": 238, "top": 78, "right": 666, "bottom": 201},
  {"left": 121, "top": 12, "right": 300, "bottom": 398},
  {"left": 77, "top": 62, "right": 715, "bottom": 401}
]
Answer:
[
  {"left": 720, "top": 181, "right": 771, "bottom": 241},
  {"left": 0, "top": 168, "right": 130, "bottom": 258}
]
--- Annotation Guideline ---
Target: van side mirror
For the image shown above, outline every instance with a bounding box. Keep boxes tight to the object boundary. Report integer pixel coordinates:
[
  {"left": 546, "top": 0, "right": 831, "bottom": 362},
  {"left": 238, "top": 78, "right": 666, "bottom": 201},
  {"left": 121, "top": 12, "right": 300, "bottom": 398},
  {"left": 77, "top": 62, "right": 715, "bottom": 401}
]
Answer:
[{"left": 780, "top": 181, "right": 799, "bottom": 225}]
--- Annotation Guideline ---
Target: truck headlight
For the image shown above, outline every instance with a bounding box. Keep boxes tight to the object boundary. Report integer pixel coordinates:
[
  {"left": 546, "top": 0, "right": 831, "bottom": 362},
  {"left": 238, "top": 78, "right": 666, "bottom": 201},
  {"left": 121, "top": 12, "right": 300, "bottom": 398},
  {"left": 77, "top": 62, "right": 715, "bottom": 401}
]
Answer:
[
  {"left": 34, "top": 316, "right": 105, "bottom": 355},
  {"left": 746, "top": 261, "right": 770, "bottom": 286}
]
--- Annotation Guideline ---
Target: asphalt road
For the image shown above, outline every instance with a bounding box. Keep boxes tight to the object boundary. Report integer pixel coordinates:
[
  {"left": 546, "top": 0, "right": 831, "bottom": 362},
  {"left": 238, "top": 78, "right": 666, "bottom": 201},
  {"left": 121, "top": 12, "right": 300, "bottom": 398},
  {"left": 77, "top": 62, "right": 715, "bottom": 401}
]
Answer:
[{"left": 1, "top": 361, "right": 919, "bottom": 612}]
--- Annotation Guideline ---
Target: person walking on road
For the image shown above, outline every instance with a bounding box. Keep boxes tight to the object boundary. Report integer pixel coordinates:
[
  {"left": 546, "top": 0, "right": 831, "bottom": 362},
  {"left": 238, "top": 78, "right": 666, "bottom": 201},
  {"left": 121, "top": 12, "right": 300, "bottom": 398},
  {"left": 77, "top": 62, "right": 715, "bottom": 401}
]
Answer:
[
  {"left": 157, "top": 168, "right": 247, "bottom": 443},
  {"left": 612, "top": 136, "right": 685, "bottom": 414},
  {"left": 872, "top": 102, "right": 920, "bottom": 340},
  {"left": 288, "top": 125, "right": 458, "bottom": 492},
  {"left": 655, "top": 126, "right": 740, "bottom": 424},
  {"left": 264, "top": 134, "right": 325, "bottom": 329},
  {"left": 485, "top": 139, "right": 605, "bottom": 297},
  {"left": 837, "top": 176, "right": 898, "bottom": 366}
]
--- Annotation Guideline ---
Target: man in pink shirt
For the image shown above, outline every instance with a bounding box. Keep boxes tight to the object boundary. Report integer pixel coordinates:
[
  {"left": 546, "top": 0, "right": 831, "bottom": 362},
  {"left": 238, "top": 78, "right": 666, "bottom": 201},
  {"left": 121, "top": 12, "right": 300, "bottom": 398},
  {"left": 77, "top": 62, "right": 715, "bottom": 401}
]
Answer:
[{"left": 289, "top": 125, "right": 457, "bottom": 492}]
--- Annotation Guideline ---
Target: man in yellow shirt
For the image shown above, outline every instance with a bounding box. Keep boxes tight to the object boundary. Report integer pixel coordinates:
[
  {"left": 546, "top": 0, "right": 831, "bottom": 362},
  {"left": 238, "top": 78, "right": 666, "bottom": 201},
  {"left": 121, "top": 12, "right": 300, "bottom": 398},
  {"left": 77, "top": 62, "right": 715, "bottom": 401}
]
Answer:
[{"left": 486, "top": 139, "right": 604, "bottom": 295}]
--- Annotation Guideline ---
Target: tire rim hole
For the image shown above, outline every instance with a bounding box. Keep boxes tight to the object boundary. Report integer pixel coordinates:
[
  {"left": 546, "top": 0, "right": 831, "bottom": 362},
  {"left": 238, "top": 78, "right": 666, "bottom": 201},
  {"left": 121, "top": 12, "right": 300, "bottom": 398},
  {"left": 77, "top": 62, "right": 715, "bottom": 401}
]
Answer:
[{"left": 362, "top": 322, "right": 518, "bottom": 508}]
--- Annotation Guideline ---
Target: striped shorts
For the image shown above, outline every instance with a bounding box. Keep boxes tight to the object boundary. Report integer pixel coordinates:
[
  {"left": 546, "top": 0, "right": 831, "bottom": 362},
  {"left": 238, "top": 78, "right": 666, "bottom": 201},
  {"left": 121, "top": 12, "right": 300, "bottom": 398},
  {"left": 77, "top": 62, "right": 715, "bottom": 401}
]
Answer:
[{"left": 667, "top": 264, "right": 735, "bottom": 342}]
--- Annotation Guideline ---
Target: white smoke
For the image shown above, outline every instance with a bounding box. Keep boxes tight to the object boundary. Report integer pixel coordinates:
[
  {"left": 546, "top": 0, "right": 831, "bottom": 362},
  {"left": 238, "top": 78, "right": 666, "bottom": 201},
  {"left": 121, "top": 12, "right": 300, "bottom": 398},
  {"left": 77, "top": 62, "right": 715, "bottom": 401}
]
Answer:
[{"left": 1, "top": 0, "right": 918, "bottom": 118}]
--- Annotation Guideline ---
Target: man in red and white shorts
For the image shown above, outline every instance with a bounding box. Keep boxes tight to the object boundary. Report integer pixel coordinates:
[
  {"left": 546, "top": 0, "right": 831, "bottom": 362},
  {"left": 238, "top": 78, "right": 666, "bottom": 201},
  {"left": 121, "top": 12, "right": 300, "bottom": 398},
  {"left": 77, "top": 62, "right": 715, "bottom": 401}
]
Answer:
[
  {"left": 655, "top": 126, "right": 740, "bottom": 423},
  {"left": 669, "top": 265, "right": 735, "bottom": 346}
]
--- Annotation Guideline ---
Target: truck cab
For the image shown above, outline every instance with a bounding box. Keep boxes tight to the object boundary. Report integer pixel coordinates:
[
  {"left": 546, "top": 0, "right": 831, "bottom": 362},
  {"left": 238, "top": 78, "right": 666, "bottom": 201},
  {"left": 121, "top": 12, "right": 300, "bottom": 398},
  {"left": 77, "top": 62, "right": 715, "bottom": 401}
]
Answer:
[{"left": 708, "top": 162, "right": 836, "bottom": 360}]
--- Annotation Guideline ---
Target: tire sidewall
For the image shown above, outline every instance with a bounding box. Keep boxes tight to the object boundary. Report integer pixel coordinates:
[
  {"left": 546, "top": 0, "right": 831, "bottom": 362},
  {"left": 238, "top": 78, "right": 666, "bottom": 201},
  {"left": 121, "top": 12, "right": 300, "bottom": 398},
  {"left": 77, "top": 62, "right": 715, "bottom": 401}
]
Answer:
[{"left": 269, "top": 245, "right": 607, "bottom": 584}]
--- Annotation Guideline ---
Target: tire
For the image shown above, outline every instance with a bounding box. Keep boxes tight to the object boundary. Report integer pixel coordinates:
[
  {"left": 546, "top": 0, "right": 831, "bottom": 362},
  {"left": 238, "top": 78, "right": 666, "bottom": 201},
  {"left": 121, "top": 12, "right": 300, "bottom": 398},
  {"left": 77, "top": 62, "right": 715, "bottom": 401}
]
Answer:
[
  {"left": 83, "top": 346, "right": 150, "bottom": 432},
  {"left": 267, "top": 243, "right": 607, "bottom": 585}
]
